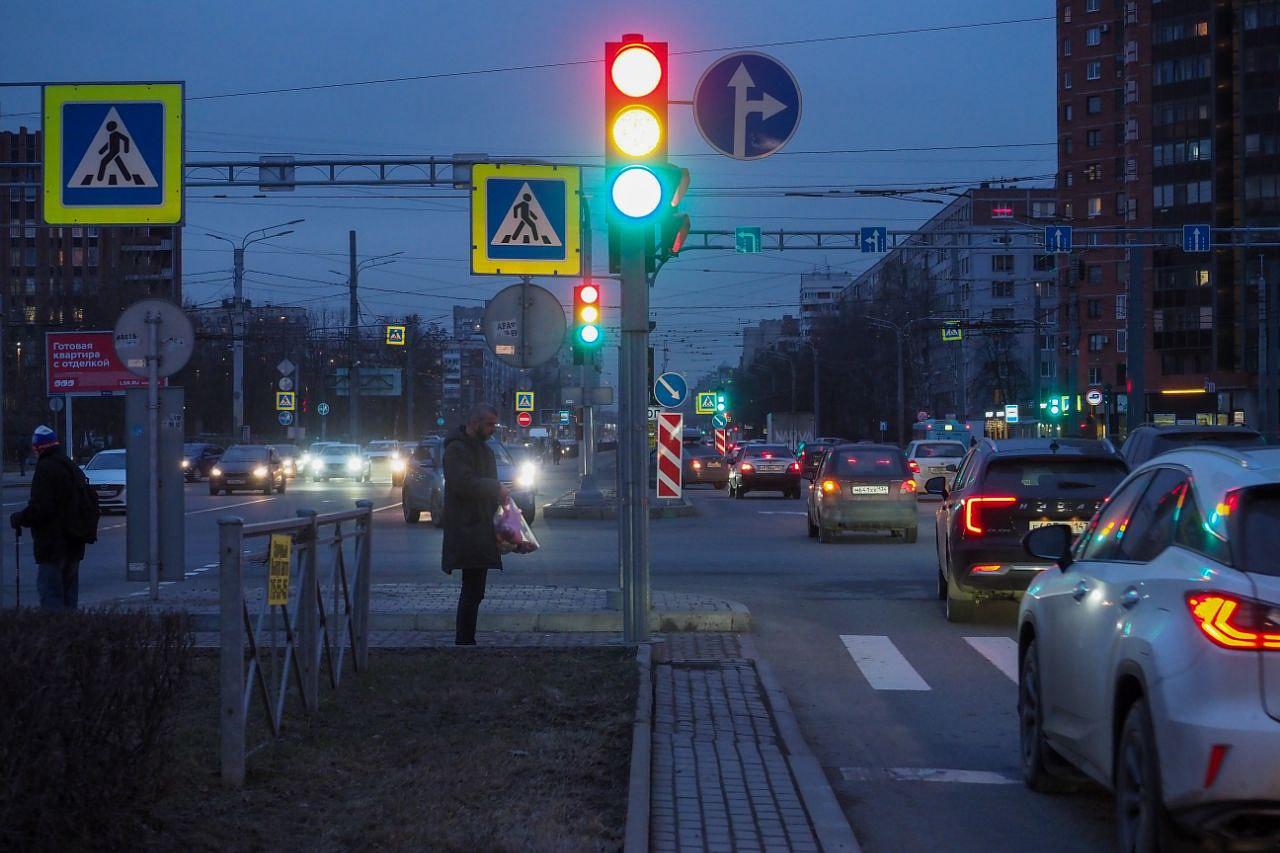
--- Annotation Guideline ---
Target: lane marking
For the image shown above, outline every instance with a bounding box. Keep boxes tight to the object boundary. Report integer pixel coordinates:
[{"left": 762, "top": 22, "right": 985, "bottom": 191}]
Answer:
[
  {"left": 97, "top": 497, "right": 278, "bottom": 532},
  {"left": 840, "top": 635, "right": 930, "bottom": 691},
  {"left": 757, "top": 511, "right": 806, "bottom": 516},
  {"left": 963, "top": 636, "right": 1020, "bottom": 683},
  {"left": 840, "top": 767, "right": 1020, "bottom": 785}
]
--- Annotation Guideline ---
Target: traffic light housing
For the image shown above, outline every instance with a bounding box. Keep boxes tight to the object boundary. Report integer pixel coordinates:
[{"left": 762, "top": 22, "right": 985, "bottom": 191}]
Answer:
[
  {"left": 572, "top": 282, "right": 603, "bottom": 365},
  {"left": 715, "top": 390, "right": 728, "bottom": 413},
  {"left": 605, "top": 36, "right": 669, "bottom": 226}
]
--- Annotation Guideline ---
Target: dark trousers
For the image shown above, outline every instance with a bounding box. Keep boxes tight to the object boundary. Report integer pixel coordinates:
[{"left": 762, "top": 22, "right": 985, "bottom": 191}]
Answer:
[
  {"left": 455, "top": 568, "right": 489, "bottom": 644},
  {"left": 37, "top": 557, "right": 80, "bottom": 611}
]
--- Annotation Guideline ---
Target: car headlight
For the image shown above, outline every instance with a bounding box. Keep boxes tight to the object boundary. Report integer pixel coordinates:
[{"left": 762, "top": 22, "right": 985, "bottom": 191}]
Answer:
[
  {"left": 210, "top": 467, "right": 222, "bottom": 478},
  {"left": 515, "top": 461, "right": 536, "bottom": 490},
  {"left": 313, "top": 460, "right": 324, "bottom": 471},
  {"left": 181, "top": 459, "right": 190, "bottom": 469},
  {"left": 391, "top": 458, "right": 406, "bottom": 473},
  {"left": 347, "top": 457, "right": 362, "bottom": 471},
  {"left": 253, "top": 466, "right": 268, "bottom": 478}
]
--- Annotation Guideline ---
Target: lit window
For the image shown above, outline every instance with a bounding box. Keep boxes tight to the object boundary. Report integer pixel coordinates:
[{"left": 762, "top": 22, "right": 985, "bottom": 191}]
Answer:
[
  {"left": 1087, "top": 61, "right": 1102, "bottom": 80},
  {"left": 1087, "top": 197, "right": 1103, "bottom": 218},
  {"left": 1194, "top": 20, "right": 1208, "bottom": 37}
]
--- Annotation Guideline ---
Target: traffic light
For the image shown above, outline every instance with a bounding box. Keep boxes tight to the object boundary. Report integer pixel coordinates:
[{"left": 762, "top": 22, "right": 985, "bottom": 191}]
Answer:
[
  {"left": 715, "top": 390, "right": 728, "bottom": 413},
  {"left": 572, "top": 282, "right": 603, "bottom": 364},
  {"left": 605, "top": 35, "right": 668, "bottom": 225},
  {"left": 659, "top": 167, "right": 691, "bottom": 261}
]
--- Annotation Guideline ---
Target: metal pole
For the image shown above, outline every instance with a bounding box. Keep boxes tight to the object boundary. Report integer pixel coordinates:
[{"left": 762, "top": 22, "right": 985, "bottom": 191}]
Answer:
[
  {"left": 232, "top": 246, "right": 245, "bottom": 440},
  {"left": 218, "top": 516, "right": 245, "bottom": 786},
  {"left": 619, "top": 226, "right": 649, "bottom": 643},
  {"left": 64, "top": 397, "right": 72, "bottom": 461},
  {"left": 348, "top": 231, "right": 360, "bottom": 444},
  {"left": 1263, "top": 255, "right": 1279, "bottom": 441},
  {"left": 295, "top": 509, "right": 319, "bottom": 711},
  {"left": 354, "top": 499, "right": 373, "bottom": 669},
  {"left": 1126, "top": 244, "right": 1146, "bottom": 431},
  {"left": 896, "top": 326, "right": 906, "bottom": 446},
  {"left": 1032, "top": 282, "right": 1042, "bottom": 421},
  {"left": 405, "top": 318, "right": 415, "bottom": 441},
  {"left": 147, "top": 312, "right": 161, "bottom": 600},
  {"left": 0, "top": 281, "right": 6, "bottom": 607},
  {"left": 811, "top": 344, "right": 820, "bottom": 437}
]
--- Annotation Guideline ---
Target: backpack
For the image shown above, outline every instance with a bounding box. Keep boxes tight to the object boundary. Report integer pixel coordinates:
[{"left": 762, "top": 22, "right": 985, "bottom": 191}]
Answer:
[{"left": 60, "top": 457, "right": 101, "bottom": 545}]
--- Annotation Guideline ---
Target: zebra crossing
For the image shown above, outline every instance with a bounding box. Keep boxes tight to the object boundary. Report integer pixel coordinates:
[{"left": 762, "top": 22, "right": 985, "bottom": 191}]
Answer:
[{"left": 839, "top": 633, "right": 1020, "bottom": 691}]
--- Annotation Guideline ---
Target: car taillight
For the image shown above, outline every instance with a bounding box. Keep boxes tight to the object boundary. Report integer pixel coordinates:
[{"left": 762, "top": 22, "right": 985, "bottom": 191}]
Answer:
[
  {"left": 908, "top": 460, "right": 920, "bottom": 473},
  {"left": 901, "top": 479, "right": 917, "bottom": 494},
  {"left": 962, "top": 496, "right": 1017, "bottom": 536},
  {"left": 691, "top": 460, "right": 702, "bottom": 470},
  {"left": 740, "top": 462, "right": 754, "bottom": 473},
  {"left": 821, "top": 479, "right": 839, "bottom": 494},
  {"left": 788, "top": 462, "right": 801, "bottom": 473},
  {"left": 1185, "top": 592, "right": 1280, "bottom": 651}
]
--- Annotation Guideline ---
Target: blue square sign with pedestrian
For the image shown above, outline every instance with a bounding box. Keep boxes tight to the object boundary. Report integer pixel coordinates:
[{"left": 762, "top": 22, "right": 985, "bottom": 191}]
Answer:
[
  {"left": 61, "top": 102, "right": 166, "bottom": 207},
  {"left": 486, "top": 178, "right": 567, "bottom": 262}
]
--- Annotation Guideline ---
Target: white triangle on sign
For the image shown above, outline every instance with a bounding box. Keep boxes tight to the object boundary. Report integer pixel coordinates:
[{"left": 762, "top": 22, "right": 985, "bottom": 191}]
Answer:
[
  {"left": 491, "top": 183, "right": 562, "bottom": 247},
  {"left": 67, "top": 107, "right": 159, "bottom": 189}
]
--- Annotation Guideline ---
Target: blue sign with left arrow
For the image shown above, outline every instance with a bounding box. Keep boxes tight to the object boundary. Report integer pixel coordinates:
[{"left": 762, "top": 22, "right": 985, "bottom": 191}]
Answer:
[{"left": 653, "top": 372, "right": 689, "bottom": 409}]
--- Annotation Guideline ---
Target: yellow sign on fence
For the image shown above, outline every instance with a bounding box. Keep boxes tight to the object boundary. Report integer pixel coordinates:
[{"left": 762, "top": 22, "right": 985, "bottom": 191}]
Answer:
[{"left": 268, "top": 533, "right": 292, "bottom": 606}]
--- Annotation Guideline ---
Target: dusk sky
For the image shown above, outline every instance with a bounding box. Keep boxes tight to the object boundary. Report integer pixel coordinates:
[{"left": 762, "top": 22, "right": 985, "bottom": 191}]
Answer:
[{"left": 5, "top": 1, "right": 1056, "bottom": 380}]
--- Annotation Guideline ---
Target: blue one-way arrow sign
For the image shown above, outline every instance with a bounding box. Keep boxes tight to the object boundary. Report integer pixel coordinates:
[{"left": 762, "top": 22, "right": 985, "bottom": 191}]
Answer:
[
  {"left": 860, "top": 226, "right": 888, "bottom": 253},
  {"left": 1044, "top": 225, "right": 1073, "bottom": 254},
  {"left": 1183, "top": 224, "right": 1211, "bottom": 253}
]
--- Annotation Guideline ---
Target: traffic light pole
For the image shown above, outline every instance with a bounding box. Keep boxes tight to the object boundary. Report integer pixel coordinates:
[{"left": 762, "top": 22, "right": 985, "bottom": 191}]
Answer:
[{"left": 618, "top": 227, "right": 649, "bottom": 643}]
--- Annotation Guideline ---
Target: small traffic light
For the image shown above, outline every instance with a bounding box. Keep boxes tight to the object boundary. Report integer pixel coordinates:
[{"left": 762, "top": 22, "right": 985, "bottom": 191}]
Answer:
[
  {"left": 716, "top": 390, "right": 728, "bottom": 413},
  {"left": 572, "top": 282, "right": 603, "bottom": 364},
  {"left": 605, "top": 35, "right": 668, "bottom": 224},
  {"left": 301, "top": 397, "right": 308, "bottom": 414}
]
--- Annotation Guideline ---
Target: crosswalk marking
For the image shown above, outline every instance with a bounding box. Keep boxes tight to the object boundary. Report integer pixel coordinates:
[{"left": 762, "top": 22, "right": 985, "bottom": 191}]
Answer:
[
  {"left": 840, "top": 635, "right": 930, "bottom": 691},
  {"left": 963, "top": 636, "right": 1019, "bottom": 683}
]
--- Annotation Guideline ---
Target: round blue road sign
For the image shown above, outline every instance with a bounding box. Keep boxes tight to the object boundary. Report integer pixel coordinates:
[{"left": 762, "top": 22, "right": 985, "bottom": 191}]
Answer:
[
  {"left": 436, "top": 417, "right": 445, "bottom": 427},
  {"left": 653, "top": 371, "right": 688, "bottom": 409},
  {"left": 693, "top": 52, "right": 802, "bottom": 161},
  {"left": 278, "top": 411, "right": 293, "bottom": 426},
  {"left": 712, "top": 413, "right": 728, "bottom": 429}
]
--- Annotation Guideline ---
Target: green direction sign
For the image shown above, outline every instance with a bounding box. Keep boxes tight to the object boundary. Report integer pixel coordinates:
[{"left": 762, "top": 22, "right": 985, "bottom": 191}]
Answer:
[
  {"left": 941, "top": 321, "right": 963, "bottom": 342},
  {"left": 712, "top": 412, "right": 728, "bottom": 429},
  {"left": 695, "top": 391, "right": 716, "bottom": 415},
  {"left": 735, "top": 226, "right": 762, "bottom": 254}
]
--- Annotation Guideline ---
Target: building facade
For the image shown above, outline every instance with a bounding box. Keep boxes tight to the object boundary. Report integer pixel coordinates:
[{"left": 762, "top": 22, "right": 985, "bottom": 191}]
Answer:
[{"left": 799, "top": 271, "right": 851, "bottom": 339}]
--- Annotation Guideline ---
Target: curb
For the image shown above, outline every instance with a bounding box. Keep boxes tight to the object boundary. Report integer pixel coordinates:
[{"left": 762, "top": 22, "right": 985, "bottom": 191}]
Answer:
[
  {"left": 623, "top": 643, "right": 653, "bottom": 853},
  {"left": 164, "top": 606, "right": 751, "bottom": 634},
  {"left": 741, "top": 635, "right": 862, "bottom": 853}
]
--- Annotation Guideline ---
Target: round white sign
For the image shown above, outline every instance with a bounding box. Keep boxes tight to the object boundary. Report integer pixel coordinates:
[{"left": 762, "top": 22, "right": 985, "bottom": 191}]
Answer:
[{"left": 1086, "top": 389, "right": 1103, "bottom": 406}]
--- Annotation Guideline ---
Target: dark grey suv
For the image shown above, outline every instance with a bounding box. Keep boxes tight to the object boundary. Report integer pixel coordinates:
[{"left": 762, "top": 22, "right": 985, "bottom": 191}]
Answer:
[
  {"left": 1119, "top": 424, "right": 1264, "bottom": 469},
  {"left": 402, "top": 436, "right": 537, "bottom": 526}
]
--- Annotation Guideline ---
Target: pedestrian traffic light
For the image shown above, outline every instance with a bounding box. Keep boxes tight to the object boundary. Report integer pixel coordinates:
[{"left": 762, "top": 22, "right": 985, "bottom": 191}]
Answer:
[
  {"left": 572, "top": 282, "right": 603, "bottom": 364},
  {"left": 605, "top": 35, "right": 668, "bottom": 224},
  {"left": 716, "top": 390, "right": 728, "bottom": 413}
]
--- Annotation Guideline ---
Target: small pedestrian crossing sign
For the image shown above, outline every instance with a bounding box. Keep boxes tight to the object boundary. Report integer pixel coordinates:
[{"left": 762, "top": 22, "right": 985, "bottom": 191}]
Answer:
[
  {"left": 515, "top": 391, "right": 535, "bottom": 412},
  {"left": 42, "top": 83, "right": 184, "bottom": 226},
  {"left": 385, "top": 324, "right": 406, "bottom": 345},
  {"left": 276, "top": 391, "right": 296, "bottom": 411},
  {"left": 471, "top": 163, "right": 580, "bottom": 277},
  {"left": 695, "top": 392, "right": 717, "bottom": 415}
]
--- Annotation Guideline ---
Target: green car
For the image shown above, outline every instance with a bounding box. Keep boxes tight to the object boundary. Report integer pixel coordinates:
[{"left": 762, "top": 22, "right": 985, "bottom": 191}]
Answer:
[{"left": 807, "top": 443, "right": 918, "bottom": 543}]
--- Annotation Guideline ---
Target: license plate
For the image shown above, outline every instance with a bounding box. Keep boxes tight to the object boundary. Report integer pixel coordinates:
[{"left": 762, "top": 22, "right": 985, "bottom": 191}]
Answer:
[
  {"left": 1029, "top": 519, "right": 1089, "bottom": 535},
  {"left": 706, "top": 462, "right": 721, "bottom": 468},
  {"left": 849, "top": 484, "right": 890, "bottom": 495},
  {"left": 225, "top": 478, "right": 244, "bottom": 485},
  {"left": 930, "top": 466, "right": 948, "bottom": 473}
]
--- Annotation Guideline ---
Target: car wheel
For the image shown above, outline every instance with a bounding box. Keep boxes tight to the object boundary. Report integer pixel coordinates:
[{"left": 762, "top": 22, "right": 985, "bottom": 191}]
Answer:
[
  {"left": 278, "top": 477, "right": 286, "bottom": 495},
  {"left": 715, "top": 482, "right": 726, "bottom": 490},
  {"left": 1116, "top": 699, "right": 1180, "bottom": 853},
  {"left": 735, "top": 487, "right": 746, "bottom": 499},
  {"left": 937, "top": 568, "right": 947, "bottom": 600},
  {"left": 209, "top": 487, "right": 220, "bottom": 497},
  {"left": 944, "top": 573, "right": 978, "bottom": 622},
  {"left": 807, "top": 514, "right": 818, "bottom": 538},
  {"left": 818, "top": 525, "right": 834, "bottom": 544},
  {"left": 431, "top": 493, "right": 445, "bottom": 529},
  {"left": 403, "top": 499, "right": 421, "bottom": 524},
  {"left": 903, "top": 526, "right": 918, "bottom": 544},
  {"left": 263, "top": 481, "right": 273, "bottom": 496},
  {"left": 1019, "top": 640, "right": 1075, "bottom": 793}
]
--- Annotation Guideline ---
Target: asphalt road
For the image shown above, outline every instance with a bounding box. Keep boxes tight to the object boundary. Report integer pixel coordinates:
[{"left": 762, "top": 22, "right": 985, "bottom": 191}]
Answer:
[{"left": 5, "top": 456, "right": 1115, "bottom": 849}]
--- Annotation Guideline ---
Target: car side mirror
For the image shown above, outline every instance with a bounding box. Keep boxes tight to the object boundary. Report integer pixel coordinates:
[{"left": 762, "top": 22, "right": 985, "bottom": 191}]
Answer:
[
  {"left": 1023, "top": 525, "right": 1074, "bottom": 570},
  {"left": 924, "top": 476, "right": 947, "bottom": 496}
]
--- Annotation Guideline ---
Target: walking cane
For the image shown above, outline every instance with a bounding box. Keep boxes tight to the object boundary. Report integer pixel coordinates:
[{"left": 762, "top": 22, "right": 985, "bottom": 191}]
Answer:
[{"left": 13, "top": 527, "right": 20, "bottom": 609}]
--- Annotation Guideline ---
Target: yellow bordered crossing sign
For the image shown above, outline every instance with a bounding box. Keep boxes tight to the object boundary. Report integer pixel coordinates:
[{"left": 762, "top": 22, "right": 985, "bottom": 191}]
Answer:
[
  {"left": 695, "top": 391, "right": 717, "bottom": 415},
  {"left": 386, "top": 324, "right": 406, "bottom": 345},
  {"left": 276, "top": 391, "right": 296, "bottom": 411},
  {"left": 515, "top": 391, "right": 535, "bottom": 412},
  {"left": 470, "top": 163, "right": 581, "bottom": 276},
  {"left": 42, "top": 82, "right": 184, "bottom": 226}
]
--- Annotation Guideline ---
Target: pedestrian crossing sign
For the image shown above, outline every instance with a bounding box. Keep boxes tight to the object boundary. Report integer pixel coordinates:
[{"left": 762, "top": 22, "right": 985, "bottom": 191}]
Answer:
[
  {"left": 515, "top": 391, "right": 535, "bottom": 412},
  {"left": 471, "top": 163, "right": 580, "bottom": 276},
  {"left": 276, "top": 391, "right": 296, "bottom": 411},
  {"left": 695, "top": 391, "right": 717, "bottom": 415},
  {"left": 385, "top": 324, "right": 406, "bottom": 345},
  {"left": 42, "top": 83, "right": 184, "bottom": 225}
]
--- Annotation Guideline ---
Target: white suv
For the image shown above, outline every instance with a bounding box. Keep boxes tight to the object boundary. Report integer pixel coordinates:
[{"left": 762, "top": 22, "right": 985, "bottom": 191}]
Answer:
[{"left": 1017, "top": 446, "right": 1280, "bottom": 850}]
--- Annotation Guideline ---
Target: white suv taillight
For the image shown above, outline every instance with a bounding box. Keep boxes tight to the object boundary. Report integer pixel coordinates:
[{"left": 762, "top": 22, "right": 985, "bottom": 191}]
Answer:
[{"left": 1186, "top": 592, "right": 1280, "bottom": 651}]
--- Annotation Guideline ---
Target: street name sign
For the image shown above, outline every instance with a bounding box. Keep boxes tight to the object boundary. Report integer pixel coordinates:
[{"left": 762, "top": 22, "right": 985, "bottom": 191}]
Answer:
[
  {"left": 653, "top": 371, "right": 689, "bottom": 409},
  {"left": 735, "top": 226, "right": 762, "bottom": 253},
  {"left": 1044, "top": 225, "right": 1073, "bottom": 254},
  {"left": 695, "top": 391, "right": 716, "bottom": 415},
  {"left": 470, "top": 163, "right": 581, "bottom": 276},
  {"left": 42, "top": 83, "right": 184, "bottom": 225},
  {"left": 1183, "top": 224, "right": 1211, "bottom": 253},
  {"left": 693, "top": 52, "right": 801, "bottom": 161}
]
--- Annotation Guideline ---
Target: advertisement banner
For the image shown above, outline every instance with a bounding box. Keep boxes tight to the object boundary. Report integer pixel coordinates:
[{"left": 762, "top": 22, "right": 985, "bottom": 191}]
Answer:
[{"left": 46, "top": 331, "right": 163, "bottom": 395}]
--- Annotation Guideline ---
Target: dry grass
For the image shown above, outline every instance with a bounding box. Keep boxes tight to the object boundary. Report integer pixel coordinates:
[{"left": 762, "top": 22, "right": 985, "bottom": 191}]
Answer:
[{"left": 126, "top": 647, "right": 636, "bottom": 853}]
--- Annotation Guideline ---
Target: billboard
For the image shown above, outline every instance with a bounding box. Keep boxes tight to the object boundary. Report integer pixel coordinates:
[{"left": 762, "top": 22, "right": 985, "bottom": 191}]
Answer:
[{"left": 46, "top": 331, "right": 163, "bottom": 395}]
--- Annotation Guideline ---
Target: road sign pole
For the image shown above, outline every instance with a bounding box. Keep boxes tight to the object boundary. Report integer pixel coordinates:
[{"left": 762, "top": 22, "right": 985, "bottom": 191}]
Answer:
[
  {"left": 1126, "top": 242, "right": 1146, "bottom": 430},
  {"left": 348, "top": 230, "right": 360, "bottom": 445},
  {"left": 618, "top": 226, "right": 649, "bottom": 643},
  {"left": 232, "top": 246, "right": 245, "bottom": 439},
  {"left": 146, "top": 311, "right": 161, "bottom": 601}
]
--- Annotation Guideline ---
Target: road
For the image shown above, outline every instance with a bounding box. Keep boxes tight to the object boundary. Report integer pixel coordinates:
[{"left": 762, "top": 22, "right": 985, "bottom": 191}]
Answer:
[{"left": 7, "top": 458, "right": 1114, "bottom": 849}]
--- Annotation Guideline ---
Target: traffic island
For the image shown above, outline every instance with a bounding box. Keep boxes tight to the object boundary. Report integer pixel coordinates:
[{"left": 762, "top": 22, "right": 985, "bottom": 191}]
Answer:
[
  {"left": 543, "top": 488, "right": 698, "bottom": 520},
  {"left": 110, "top": 583, "right": 751, "bottom": 633}
]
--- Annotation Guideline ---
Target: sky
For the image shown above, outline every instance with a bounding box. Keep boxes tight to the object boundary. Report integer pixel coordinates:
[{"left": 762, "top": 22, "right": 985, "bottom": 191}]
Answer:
[{"left": 4, "top": 0, "right": 1056, "bottom": 381}]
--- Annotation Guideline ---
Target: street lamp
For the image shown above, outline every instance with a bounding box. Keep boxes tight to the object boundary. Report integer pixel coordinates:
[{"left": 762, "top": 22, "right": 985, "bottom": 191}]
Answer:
[{"left": 205, "top": 219, "right": 305, "bottom": 439}]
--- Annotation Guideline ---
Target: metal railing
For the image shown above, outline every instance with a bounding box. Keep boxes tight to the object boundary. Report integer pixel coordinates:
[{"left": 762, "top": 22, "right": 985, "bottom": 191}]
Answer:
[{"left": 218, "top": 500, "right": 373, "bottom": 786}]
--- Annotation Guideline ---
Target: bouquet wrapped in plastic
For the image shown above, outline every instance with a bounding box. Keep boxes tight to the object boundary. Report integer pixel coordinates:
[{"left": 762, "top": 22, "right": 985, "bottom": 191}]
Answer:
[{"left": 494, "top": 497, "right": 539, "bottom": 554}]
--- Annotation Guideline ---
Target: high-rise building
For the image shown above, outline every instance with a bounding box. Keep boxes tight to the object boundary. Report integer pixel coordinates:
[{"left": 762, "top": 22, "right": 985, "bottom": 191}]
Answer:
[
  {"left": 1057, "top": 1, "right": 1279, "bottom": 434},
  {"left": 0, "top": 128, "right": 181, "bottom": 456},
  {"left": 441, "top": 305, "right": 521, "bottom": 427}
]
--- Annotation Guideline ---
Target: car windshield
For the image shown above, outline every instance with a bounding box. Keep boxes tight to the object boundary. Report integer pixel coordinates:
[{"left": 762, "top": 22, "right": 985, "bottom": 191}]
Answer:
[
  {"left": 831, "top": 450, "right": 907, "bottom": 477},
  {"left": 367, "top": 441, "right": 397, "bottom": 451},
  {"left": 1238, "top": 487, "right": 1280, "bottom": 577},
  {"left": 487, "top": 439, "right": 514, "bottom": 465},
  {"left": 745, "top": 445, "right": 793, "bottom": 459},
  {"left": 274, "top": 446, "right": 298, "bottom": 458},
  {"left": 983, "top": 459, "right": 1127, "bottom": 496},
  {"left": 86, "top": 453, "right": 126, "bottom": 470},
  {"left": 914, "top": 443, "right": 966, "bottom": 458},
  {"left": 221, "top": 446, "right": 268, "bottom": 462},
  {"left": 182, "top": 443, "right": 206, "bottom": 455},
  {"left": 1151, "top": 431, "right": 1265, "bottom": 455},
  {"left": 323, "top": 445, "right": 357, "bottom": 457},
  {"left": 686, "top": 444, "right": 719, "bottom": 458}
]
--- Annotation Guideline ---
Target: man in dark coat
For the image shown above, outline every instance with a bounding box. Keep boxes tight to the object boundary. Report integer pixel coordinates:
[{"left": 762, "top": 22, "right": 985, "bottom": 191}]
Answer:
[
  {"left": 441, "top": 403, "right": 509, "bottom": 645},
  {"left": 10, "top": 425, "right": 87, "bottom": 610}
]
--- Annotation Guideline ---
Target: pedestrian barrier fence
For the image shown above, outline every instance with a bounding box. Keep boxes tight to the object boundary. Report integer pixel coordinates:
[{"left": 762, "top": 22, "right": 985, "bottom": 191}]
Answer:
[{"left": 218, "top": 500, "right": 372, "bottom": 786}]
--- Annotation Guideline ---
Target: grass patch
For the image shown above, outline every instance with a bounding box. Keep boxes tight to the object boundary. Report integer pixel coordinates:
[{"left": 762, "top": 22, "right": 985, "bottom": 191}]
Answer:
[{"left": 131, "top": 648, "right": 637, "bottom": 852}]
